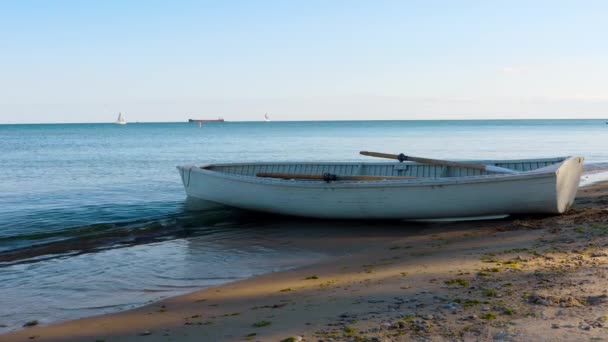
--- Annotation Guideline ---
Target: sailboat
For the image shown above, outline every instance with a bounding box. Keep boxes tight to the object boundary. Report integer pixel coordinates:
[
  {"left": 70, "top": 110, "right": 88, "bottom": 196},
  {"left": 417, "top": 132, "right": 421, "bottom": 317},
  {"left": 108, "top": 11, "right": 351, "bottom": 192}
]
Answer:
[
  {"left": 115, "top": 112, "right": 127, "bottom": 125},
  {"left": 264, "top": 113, "right": 270, "bottom": 122}
]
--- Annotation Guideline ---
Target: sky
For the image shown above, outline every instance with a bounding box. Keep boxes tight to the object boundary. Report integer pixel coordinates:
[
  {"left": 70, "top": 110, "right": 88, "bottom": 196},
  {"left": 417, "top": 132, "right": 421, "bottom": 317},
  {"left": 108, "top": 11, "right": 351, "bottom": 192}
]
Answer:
[{"left": 0, "top": 0, "right": 607, "bottom": 123}]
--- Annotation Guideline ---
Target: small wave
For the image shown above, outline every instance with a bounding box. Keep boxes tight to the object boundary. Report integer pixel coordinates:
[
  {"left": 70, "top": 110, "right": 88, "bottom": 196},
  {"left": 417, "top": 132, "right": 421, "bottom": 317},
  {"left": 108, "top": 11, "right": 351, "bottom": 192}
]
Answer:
[
  {"left": 55, "top": 303, "right": 136, "bottom": 311},
  {"left": 154, "top": 275, "right": 243, "bottom": 281},
  {"left": 0, "top": 222, "right": 122, "bottom": 243},
  {"left": 581, "top": 163, "right": 608, "bottom": 187},
  {"left": 584, "top": 162, "right": 608, "bottom": 173},
  {"left": 0, "top": 207, "right": 257, "bottom": 265}
]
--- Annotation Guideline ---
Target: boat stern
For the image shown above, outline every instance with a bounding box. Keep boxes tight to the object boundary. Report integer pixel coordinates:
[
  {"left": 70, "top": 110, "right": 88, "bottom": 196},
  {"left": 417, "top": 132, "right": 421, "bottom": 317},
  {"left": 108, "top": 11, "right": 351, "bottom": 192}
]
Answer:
[{"left": 555, "top": 156, "right": 584, "bottom": 213}]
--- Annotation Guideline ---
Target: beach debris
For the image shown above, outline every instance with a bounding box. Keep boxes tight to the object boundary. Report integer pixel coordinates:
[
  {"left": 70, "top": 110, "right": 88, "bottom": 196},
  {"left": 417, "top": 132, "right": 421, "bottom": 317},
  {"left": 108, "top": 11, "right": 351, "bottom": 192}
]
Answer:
[
  {"left": 393, "top": 321, "right": 407, "bottom": 329},
  {"left": 411, "top": 319, "right": 431, "bottom": 333},
  {"left": 184, "top": 320, "right": 213, "bottom": 326},
  {"left": 280, "top": 336, "right": 302, "bottom": 342},
  {"left": 305, "top": 275, "right": 319, "bottom": 280},
  {"left": 319, "top": 280, "right": 337, "bottom": 287},
  {"left": 586, "top": 294, "right": 608, "bottom": 306},
  {"left": 463, "top": 299, "right": 480, "bottom": 309},
  {"left": 481, "top": 313, "right": 496, "bottom": 320},
  {"left": 221, "top": 312, "right": 240, "bottom": 317},
  {"left": 551, "top": 323, "right": 560, "bottom": 329},
  {"left": 252, "top": 320, "right": 272, "bottom": 327},
  {"left": 367, "top": 299, "right": 385, "bottom": 303},
  {"left": 23, "top": 320, "right": 38, "bottom": 327},
  {"left": 481, "top": 288, "right": 498, "bottom": 297},
  {"left": 441, "top": 302, "right": 460, "bottom": 310},
  {"left": 343, "top": 326, "right": 357, "bottom": 337},
  {"left": 492, "top": 329, "right": 513, "bottom": 340},
  {"left": 252, "top": 303, "right": 287, "bottom": 310},
  {"left": 527, "top": 294, "right": 593, "bottom": 307},
  {"left": 279, "top": 288, "right": 293, "bottom": 292},
  {"left": 139, "top": 330, "right": 151, "bottom": 336},
  {"left": 445, "top": 278, "right": 469, "bottom": 287},
  {"left": 579, "top": 324, "right": 591, "bottom": 331}
]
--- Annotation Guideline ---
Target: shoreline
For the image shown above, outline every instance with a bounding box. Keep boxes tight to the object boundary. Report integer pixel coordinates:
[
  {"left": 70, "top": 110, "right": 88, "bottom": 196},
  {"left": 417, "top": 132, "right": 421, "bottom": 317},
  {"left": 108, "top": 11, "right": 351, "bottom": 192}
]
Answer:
[{"left": 3, "top": 182, "right": 608, "bottom": 341}]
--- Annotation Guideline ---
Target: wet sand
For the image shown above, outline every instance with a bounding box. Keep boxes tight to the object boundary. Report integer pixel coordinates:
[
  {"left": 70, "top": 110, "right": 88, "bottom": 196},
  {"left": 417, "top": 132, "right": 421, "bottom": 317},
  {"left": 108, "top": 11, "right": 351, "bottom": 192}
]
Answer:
[{"left": 3, "top": 182, "right": 608, "bottom": 342}]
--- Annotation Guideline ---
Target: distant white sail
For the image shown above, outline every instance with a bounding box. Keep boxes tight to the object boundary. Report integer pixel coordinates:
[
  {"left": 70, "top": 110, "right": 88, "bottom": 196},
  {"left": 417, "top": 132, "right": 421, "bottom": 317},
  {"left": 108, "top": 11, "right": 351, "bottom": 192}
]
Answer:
[
  {"left": 115, "top": 112, "right": 127, "bottom": 125},
  {"left": 264, "top": 113, "right": 270, "bottom": 122}
]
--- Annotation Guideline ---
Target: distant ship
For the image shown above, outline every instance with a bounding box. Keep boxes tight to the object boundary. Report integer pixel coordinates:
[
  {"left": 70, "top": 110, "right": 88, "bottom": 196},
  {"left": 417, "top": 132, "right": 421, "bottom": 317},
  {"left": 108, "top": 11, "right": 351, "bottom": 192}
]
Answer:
[
  {"left": 115, "top": 112, "right": 127, "bottom": 125},
  {"left": 188, "top": 117, "right": 224, "bottom": 122},
  {"left": 264, "top": 113, "right": 270, "bottom": 122}
]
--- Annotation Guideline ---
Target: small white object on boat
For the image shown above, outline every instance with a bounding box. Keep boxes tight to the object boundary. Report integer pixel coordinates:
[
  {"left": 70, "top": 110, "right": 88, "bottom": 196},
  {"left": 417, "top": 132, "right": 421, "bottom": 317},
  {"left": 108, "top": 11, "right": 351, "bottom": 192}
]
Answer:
[
  {"left": 114, "top": 112, "right": 127, "bottom": 125},
  {"left": 177, "top": 156, "right": 584, "bottom": 220}
]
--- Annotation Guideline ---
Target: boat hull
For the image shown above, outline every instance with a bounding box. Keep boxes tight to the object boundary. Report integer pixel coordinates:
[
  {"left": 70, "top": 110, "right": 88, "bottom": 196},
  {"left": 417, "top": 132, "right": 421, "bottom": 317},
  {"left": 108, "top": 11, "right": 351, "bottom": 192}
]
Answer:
[{"left": 177, "top": 157, "right": 583, "bottom": 220}]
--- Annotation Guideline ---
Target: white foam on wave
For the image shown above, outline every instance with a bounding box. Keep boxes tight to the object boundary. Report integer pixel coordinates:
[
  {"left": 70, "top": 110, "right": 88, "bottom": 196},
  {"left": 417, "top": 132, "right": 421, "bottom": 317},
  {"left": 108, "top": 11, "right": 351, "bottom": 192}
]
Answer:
[{"left": 580, "top": 163, "right": 608, "bottom": 187}]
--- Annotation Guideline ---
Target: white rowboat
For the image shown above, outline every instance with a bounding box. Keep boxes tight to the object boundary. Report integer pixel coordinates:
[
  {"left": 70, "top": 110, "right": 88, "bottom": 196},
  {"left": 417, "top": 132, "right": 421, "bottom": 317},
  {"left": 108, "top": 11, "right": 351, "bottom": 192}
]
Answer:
[{"left": 177, "top": 156, "right": 584, "bottom": 220}]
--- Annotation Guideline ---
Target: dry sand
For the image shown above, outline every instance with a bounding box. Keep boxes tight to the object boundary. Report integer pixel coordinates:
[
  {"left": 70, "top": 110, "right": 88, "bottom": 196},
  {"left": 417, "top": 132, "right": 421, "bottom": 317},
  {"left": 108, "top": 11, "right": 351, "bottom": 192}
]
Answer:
[{"left": 3, "top": 183, "right": 608, "bottom": 342}]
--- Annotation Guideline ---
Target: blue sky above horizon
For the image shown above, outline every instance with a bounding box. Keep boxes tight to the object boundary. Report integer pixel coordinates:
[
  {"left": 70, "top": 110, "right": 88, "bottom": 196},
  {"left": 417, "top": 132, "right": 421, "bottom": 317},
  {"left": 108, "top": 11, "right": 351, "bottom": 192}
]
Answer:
[{"left": 1, "top": 0, "right": 607, "bottom": 123}]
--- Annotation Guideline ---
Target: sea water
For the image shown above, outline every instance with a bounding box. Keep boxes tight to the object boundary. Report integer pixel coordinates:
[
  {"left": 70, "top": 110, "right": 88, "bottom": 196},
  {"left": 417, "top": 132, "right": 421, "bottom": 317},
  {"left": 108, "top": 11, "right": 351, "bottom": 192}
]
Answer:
[{"left": 1, "top": 120, "right": 607, "bottom": 331}]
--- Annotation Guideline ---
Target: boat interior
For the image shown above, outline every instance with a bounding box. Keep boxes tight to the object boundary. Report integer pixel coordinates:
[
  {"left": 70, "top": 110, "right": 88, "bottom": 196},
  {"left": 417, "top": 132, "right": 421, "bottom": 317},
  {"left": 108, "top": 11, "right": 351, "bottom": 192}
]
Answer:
[{"left": 204, "top": 157, "right": 567, "bottom": 178}]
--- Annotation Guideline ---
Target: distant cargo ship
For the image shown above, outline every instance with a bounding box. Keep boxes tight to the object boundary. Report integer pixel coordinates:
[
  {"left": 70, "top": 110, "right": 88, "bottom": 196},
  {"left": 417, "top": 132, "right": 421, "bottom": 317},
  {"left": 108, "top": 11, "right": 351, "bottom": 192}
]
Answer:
[{"left": 188, "top": 117, "right": 224, "bottom": 122}]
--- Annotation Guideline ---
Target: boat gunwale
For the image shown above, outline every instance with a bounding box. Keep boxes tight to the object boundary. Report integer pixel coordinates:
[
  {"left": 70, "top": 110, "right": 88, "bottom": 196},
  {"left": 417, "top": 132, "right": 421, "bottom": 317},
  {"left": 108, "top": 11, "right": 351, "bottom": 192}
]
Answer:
[{"left": 180, "top": 157, "right": 577, "bottom": 188}]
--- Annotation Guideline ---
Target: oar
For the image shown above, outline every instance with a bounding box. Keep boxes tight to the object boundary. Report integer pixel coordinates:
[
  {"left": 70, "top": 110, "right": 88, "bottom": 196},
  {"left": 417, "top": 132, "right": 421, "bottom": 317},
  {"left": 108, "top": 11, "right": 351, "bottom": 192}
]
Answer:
[
  {"left": 256, "top": 172, "right": 417, "bottom": 182},
  {"left": 360, "top": 151, "right": 517, "bottom": 174}
]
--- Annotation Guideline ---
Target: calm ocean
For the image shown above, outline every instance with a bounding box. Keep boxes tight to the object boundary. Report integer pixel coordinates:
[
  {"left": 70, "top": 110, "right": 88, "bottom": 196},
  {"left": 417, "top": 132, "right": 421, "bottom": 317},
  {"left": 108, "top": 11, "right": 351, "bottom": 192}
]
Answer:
[{"left": 1, "top": 119, "right": 607, "bottom": 331}]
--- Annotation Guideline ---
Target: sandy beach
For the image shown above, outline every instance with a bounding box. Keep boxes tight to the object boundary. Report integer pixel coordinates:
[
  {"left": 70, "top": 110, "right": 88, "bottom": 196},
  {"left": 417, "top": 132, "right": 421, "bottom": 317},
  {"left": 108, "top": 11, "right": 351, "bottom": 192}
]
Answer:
[
  {"left": 3, "top": 182, "right": 607, "bottom": 342},
  {"left": 5, "top": 0, "right": 608, "bottom": 340}
]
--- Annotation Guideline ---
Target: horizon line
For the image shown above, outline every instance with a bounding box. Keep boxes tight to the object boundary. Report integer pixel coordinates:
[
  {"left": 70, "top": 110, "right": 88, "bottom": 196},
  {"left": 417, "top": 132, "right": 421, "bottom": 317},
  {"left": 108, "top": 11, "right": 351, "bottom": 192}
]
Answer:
[{"left": 1, "top": 117, "right": 607, "bottom": 125}]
